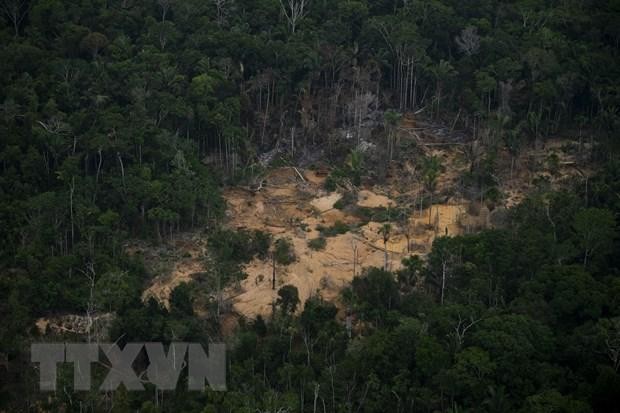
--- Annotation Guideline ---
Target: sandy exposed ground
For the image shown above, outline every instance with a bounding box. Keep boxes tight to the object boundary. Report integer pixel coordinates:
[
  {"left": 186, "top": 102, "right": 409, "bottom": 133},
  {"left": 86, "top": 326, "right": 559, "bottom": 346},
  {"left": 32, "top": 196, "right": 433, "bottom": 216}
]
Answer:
[
  {"left": 357, "top": 190, "right": 394, "bottom": 208},
  {"left": 223, "top": 168, "right": 391, "bottom": 317},
  {"left": 142, "top": 259, "right": 203, "bottom": 306},
  {"left": 310, "top": 192, "right": 342, "bottom": 212},
  {"left": 131, "top": 165, "right": 477, "bottom": 319},
  {"left": 231, "top": 232, "right": 388, "bottom": 317},
  {"left": 221, "top": 167, "right": 473, "bottom": 318},
  {"left": 32, "top": 133, "right": 590, "bottom": 339},
  {"left": 35, "top": 313, "right": 114, "bottom": 339},
  {"left": 133, "top": 234, "right": 208, "bottom": 308},
  {"left": 136, "top": 136, "right": 589, "bottom": 320}
]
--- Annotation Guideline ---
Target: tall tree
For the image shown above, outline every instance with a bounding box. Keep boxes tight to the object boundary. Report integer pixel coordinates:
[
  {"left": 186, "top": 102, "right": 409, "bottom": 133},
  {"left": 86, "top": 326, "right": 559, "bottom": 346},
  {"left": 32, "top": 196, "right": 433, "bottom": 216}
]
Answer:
[
  {"left": 279, "top": 0, "right": 309, "bottom": 33},
  {"left": 572, "top": 208, "right": 616, "bottom": 268},
  {"left": 422, "top": 155, "right": 442, "bottom": 226}
]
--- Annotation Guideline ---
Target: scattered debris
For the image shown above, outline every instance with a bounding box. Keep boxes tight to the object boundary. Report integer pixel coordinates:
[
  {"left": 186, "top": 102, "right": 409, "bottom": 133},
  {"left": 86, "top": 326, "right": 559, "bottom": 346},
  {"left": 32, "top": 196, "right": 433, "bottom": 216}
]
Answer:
[{"left": 35, "top": 313, "right": 115, "bottom": 340}]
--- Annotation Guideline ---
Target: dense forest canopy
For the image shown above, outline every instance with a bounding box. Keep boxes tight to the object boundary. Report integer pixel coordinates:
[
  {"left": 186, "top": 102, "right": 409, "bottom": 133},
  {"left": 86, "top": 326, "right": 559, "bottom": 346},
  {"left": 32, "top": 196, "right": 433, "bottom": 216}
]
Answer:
[{"left": 1, "top": 0, "right": 620, "bottom": 412}]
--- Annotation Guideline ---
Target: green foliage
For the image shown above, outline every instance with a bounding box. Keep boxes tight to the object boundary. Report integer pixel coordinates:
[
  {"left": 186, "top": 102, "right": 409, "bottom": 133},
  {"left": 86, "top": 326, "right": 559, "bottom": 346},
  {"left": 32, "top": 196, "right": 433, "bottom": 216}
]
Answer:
[
  {"left": 351, "top": 267, "right": 399, "bottom": 323},
  {"left": 572, "top": 207, "right": 616, "bottom": 268},
  {"left": 276, "top": 285, "right": 300, "bottom": 314},
  {"left": 94, "top": 270, "right": 141, "bottom": 312},
  {"left": 324, "top": 164, "right": 361, "bottom": 190},
  {"left": 206, "top": 228, "right": 273, "bottom": 287},
  {"left": 316, "top": 220, "right": 350, "bottom": 237},
  {"left": 300, "top": 296, "right": 338, "bottom": 335},
  {"left": 355, "top": 205, "right": 409, "bottom": 223},
  {"left": 333, "top": 191, "right": 357, "bottom": 210},
  {"left": 2, "top": 0, "right": 620, "bottom": 410},
  {"left": 307, "top": 237, "right": 327, "bottom": 251},
  {"left": 170, "top": 283, "right": 195, "bottom": 317},
  {"left": 273, "top": 238, "right": 295, "bottom": 265},
  {"left": 208, "top": 228, "right": 272, "bottom": 264},
  {"left": 249, "top": 230, "right": 273, "bottom": 260},
  {"left": 521, "top": 390, "right": 592, "bottom": 413},
  {"left": 422, "top": 155, "right": 442, "bottom": 193},
  {"left": 397, "top": 255, "right": 423, "bottom": 291},
  {"left": 323, "top": 174, "right": 338, "bottom": 191},
  {"left": 383, "top": 110, "right": 402, "bottom": 127}
]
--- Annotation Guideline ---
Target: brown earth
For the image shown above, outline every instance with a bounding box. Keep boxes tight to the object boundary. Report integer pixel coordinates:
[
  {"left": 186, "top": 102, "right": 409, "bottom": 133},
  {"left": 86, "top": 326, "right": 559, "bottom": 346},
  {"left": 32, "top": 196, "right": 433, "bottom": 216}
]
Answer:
[
  {"left": 221, "top": 167, "right": 475, "bottom": 318},
  {"left": 136, "top": 136, "right": 590, "bottom": 321}
]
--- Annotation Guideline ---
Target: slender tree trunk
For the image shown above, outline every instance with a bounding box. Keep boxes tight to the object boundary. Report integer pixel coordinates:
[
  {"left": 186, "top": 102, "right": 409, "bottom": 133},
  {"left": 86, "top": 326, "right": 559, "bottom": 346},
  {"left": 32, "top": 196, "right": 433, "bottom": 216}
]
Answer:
[
  {"left": 383, "top": 237, "right": 389, "bottom": 270},
  {"left": 313, "top": 383, "right": 320, "bottom": 413},
  {"left": 384, "top": 244, "right": 388, "bottom": 270},
  {"left": 290, "top": 126, "right": 295, "bottom": 158},
  {"left": 428, "top": 191, "right": 433, "bottom": 226},
  {"left": 261, "top": 84, "right": 270, "bottom": 147},
  {"left": 117, "top": 152, "right": 126, "bottom": 191},
  {"left": 272, "top": 254, "right": 276, "bottom": 290},
  {"left": 69, "top": 176, "right": 75, "bottom": 249},
  {"left": 352, "top": 243, "right": 358, "bottom": 277},
  {"left": 412, "top": 72, "right": 417, "bottom": 110},
  {"left": 441, "top": 260, "right": 447, "bottom": 305}
]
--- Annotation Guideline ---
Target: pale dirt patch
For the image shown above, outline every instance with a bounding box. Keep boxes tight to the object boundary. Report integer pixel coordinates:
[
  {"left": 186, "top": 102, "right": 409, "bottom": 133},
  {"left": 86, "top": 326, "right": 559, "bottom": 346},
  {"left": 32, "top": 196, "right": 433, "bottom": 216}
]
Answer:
[
  {"left": 220, "top": 169, "right": 480, "bottom": 318},
  {"left": 35, "top": 318, "right": 48, "bottom": 333},
  {"left": 320, "top": 208, "right": 353, "bottom": 225},
  {"left": 222, "top": 168, "right": 427, "bottom": 318},
  {"left": 220, "top": 313, "right": 240, "bottom": 336},
  {"left": 136, "top": 138, "right": 487, "bottom": 317},
  {"left": 124, "top": 234, "right": 207, "bottom": 309},
  {"left": 357, "top": 189, "right": 394, "bottom": 208},
  {"left": 310, "top": 192, "right": 342, "bottom": 212},
  {"left": 432, "top": 204, "right": 467, "bottom": 236},
  {"left": 403, "top": 203, "right": 470, "bottom": 253},
  {"left": 230, "top": 230, "right": 403, "bottom": 318},
  {"left": 35, "top": 313, "right": 115, "bottom": 339},
  {"left": 139, "top": 132, "right": 553, "bottom": 319},
  {"left": 304, "top": 169, "right": 328, "bottom": 185},
  {"left": 142, "top": 259, "right": 203, "bottom": 307}
]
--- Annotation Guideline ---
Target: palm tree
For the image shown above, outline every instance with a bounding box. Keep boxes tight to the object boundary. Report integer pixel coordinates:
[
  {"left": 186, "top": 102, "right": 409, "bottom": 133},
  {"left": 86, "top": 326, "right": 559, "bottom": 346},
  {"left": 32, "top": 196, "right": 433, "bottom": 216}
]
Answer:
[
  {"left": 490, "top": 111, "right": 510, "bottom": 142},
  {"left": 422, "top": 155, "right": 442, "bottom": 226},
  {"left": 379, "top": 223, "right": 392, "bottom": 270},
  {"left": 504, "top": 127, "right": 522, "bottom": 181},
  {"left": 383, "top": 110, "right": 402, "bottom": 162},
  {"left": 348, "top": 149, "right": 364, "bottom": 185},
  {"left": 526, "top": 109, "right": 542, "bottom": 148},
  {"left": 483, "top": 386, "right": 509, "bottom": 413},
  {"left": 431, "top": 59, "right": 456, "bottom": 118}
]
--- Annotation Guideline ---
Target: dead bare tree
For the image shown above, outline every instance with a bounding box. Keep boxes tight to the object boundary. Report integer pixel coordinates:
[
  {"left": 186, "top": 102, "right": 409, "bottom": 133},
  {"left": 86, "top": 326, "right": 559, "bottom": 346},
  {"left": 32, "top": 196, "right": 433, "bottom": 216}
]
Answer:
[
  {"left": 374, "top": 21, "right": 421, "bottom": 111},
  {"left": 212, "top": 0, "right": 233, "bottom": 26},
  {"left": 157, "top": 0, "right": 172, "bottom": 22},
  {"left": 79, "top": 262, "right": 97, "bottom": 343},
  {"left": 117, "top": 152, "right": 126, "bottom": 191},
  {"left": 69, "top": 176, "right": 75, "bottom": 248},
  {"left": 1, "top": 0, "right": 29, "bottom": 36},
  {"left": 455, "top": 26, "right": 481, "bottom": 57},
  {"left": 379, "top": 223, "right": 392, "bottom": 270},
  {"left": 432, "top": 239, "right": 456, "bottom": 305},
  {"left": 440, "top": 254, "right": 449, "bottom": 304},
  {"left": 451, "top": 312, "right": 482, "bottom": 352},
  {"left": 278, "top": 0, "right": 309, "bottom": 33},
  {"left": 351, "top": 239, "right": 359, "bottom": 277},
  {"left": 312, "top": 383, "right": 320, "bottom": 413},
  {"left": 348, "top": 91, "right": 376, "bottom": 145}
]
